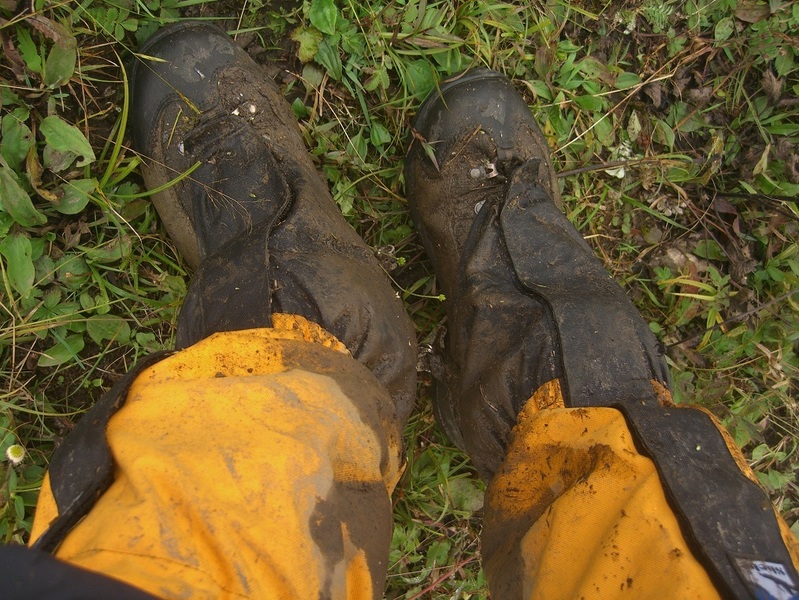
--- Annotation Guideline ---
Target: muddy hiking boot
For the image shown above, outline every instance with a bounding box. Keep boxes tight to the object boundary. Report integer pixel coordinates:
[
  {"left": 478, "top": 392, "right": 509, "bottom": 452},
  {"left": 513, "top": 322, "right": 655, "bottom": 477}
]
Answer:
[
  {"left": 407, "top": 70, "right": 799, "bottom": 600},
  {"left": 405, "top": 68, "right": 673, "bottom": 478},
  {"left": 129, "top": 22, "right": 416, "bottom": 421}
]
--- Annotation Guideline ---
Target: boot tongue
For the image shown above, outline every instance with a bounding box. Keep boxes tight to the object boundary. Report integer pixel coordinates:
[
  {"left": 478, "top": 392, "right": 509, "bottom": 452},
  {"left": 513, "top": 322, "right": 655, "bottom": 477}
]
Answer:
[
  {"left": 498, "top": 161, "right": 670, "bottom": 406},
  {"left": 182, "top": 113, "right": 292, "bottom": 261}
]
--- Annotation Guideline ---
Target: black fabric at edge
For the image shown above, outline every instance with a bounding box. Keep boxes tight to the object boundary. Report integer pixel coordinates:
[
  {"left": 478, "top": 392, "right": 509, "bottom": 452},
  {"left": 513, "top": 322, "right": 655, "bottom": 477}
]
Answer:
[
  {"left": 32, "top": 351, "right": 171, "bottom": 553},
  {"left": 0, "top": 545, "right": 157, "bottom": 599}
]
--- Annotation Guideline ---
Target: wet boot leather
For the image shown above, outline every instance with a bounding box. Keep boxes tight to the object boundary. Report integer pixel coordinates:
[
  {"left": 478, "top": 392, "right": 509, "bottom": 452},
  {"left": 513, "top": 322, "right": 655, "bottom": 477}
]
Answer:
[
  {"left": 406, "top": 69, "right": 799, "bottom": 598},
  {"left": 406, "top": 68, "right": 670, "bottom": 479},
  {"left": 129, "top": 22, "right": 417, "bottom": 420}
]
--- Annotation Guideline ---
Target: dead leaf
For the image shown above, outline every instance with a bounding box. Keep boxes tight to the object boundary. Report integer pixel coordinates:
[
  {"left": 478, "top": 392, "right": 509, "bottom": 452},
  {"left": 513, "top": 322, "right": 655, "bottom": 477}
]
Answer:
[
  {"left": 713, "top": 196, "right": 738, "bottom": 216},
  {"left": 774, "top": 138, "right": 798, "bottom": 182},
  {"left": 0, "top": 30, "right": 27, "bottom": 81},
  {"left": 27, "top": 14, "right": 76, "bottom": 49},
  {"left": 26, "top": 146, "right": 60, "bottom": 202},
  {"left": 62, "top": 220, "right": 89, "bottom": 249},
  {"left": 644, "top": 81, "right": 663, "bottom": 108},
  {"left": 726, "top": 242, "right": 757, "bottom": 286},
  {"left": 687, "top": 85, "right": 713, "bottom": 106},
  {"left": 677, "top": 345, "right": 709, "bottom": 368},
  {"left": 534, "top": 45, "right": 552, "bottom": 81},
  {"left": 734, "top": 3, "right": 770, "bottom": 24},
  {"left": 785, "top": 155, "right": 799, "bottom": 184},
  {"left": 731, "top": 216, "right": 742, "bottom": 238},
  {"left": 752, "top": 144, "right": 770, "bottom": 177},
  {"left": 762, "top": 70, "right": 782, "bottom": 105}
]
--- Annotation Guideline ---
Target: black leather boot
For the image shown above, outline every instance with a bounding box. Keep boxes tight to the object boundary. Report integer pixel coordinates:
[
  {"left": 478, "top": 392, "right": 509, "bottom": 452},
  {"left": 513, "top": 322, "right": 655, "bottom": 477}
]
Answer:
[
  {"left": 406, "top": 70, "right": 799, "bottom": 600},
  {"left": 405, "top": 69, "right": 670, "bottom": 478},
  {"left": 129, "top": 22, "right": 417, "bottom": 420}
]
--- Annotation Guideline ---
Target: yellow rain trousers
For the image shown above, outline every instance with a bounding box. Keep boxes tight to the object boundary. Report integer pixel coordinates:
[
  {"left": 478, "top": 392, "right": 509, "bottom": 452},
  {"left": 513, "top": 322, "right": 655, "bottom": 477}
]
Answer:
[{"left": 29, "top": 316, "right": 799, "bottom": 599}]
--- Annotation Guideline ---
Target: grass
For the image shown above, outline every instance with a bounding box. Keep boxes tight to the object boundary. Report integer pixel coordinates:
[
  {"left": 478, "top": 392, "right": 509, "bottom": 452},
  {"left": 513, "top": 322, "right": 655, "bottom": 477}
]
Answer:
[{"left": 1, "top": 0, "right": 798, "bottom": 597}]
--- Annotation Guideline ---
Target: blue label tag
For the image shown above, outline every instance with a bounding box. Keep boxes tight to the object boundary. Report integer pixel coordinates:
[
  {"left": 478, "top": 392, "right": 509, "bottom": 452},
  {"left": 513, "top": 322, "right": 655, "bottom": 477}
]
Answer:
[{"left": 734, "top": 557, "right": 799, "bottom": 600}]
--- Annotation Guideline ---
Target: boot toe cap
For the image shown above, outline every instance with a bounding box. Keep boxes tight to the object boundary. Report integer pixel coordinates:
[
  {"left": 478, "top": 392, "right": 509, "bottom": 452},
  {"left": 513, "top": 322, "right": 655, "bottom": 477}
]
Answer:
[{"left": 130, "top": 22, "right": 242, "bottom": 153}]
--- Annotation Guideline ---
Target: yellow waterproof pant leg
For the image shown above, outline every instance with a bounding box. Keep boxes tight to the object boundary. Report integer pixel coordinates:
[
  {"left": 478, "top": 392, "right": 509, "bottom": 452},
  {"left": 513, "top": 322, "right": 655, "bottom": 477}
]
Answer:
[
  {"left": 483, "top": 380, "right": 799, "bottom": 599},
  {"left": 30, "top": 316, "right": 402, "bottom": 600}
]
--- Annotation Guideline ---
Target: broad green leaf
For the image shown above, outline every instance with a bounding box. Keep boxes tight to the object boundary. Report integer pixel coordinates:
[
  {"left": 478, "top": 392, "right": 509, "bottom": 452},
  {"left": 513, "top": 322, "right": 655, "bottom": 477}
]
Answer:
[
  {"left": 653, "top": 118, "right": 675, "bottom": 149},
  {"left": 162, "top": 274, "right": 186, "bottom": 295},
  {"left": 0, "top": 213, "right": 13, "bottom": 238},
  {"left": 291, "top": 26, "right": 323, "bottom": 63},
  {"left": 291, "top": 98, "right": 310, "bottom": 119},
  {"left": 676, "top": 112, "right": 706, "bottom": 133},
  {"left": 309, "top": 0, "right": 338, "bottom": 35},
  {"left": 615, "top": 72, "right": 641, "bottom": 90},
  {"left": 42, "top": 145, "right": 74, "bottom": 173},
  {"left": 38, "top": 16, "right": 78, "bottom": 87},
  {"left": 56, "top": 254, "right": 91, "bottom": 289},
  {"left": 121, "top": 18, "right": 138, "bottom": 33},
  {"left": 577, "top": 56, "right": 610, "bottom": 81},
  {"left": 694, "top": 239, "right": 726, "bottom": 261},
  {"left": 581, "top": 80, "right": 601, "bottom": 95},
  {"left": 315, "top": 38, "right": 342, "bottom": 81},
  {"left": 346, "top": 131, "right": 367, "bottom": 163},
  {"left": 425, "top": 540, "right": 451, "bottom": 568},
  {"left": 79, "top": 291, "right": 95, "bottom": 310},
  {"left": 29, "top": 236, "right": 45, "bottom": 261},
  {"left": 340, "top": 26, "right": 364, "bottom": 56},
  {"left": 301, "top": 63, "right": 324, "bottom": 88},
  {"left": 774, "top": 51, "right": 794, "bottom": 78},
  {"left": 1, "top": 110, "right": 33, "bottom": 172},
  {"left": 431, "top": 48, "right": 466, "bottom": 73},
  {"left": 14, "top": 495, "right": 24, "bottom": 520},
  {"left": 86, "top": 314, "right": 131, "bottom": 345},
  {"left": 448, "top": 478, "right": 485, "bottom": 513},
  {"left": 7, "top": 463, "right": 17, "bottom": 493},
  {"left": 750, "top": 443, "right": 770, "bottom": 462},
  {"left": 37, "top": 334, "right": 85, "bottom": 367},
  {"left": 22, "top": 463, "right": 44, "bottom": 484},
  {"left": 1, "top": 87, "right": 22, "bottom": 108},
  {"left": 766, "top": 264, "right": 784, "bottom": 282},
  {"left": 528, "top": 80, "right": 552, "bottom": 101},
  {"left": 43, "top": 287, "right": 61, "bottom": 309},
  {"left": 0, "top": 163, "right": 47, "bottom": 227},
  {"left": 370, "top": 123, "right": 392, "bottom": 147},
  {"left": 15, "top": 27, "right": 42, "bottom": 74},
  {"left": 83, "top": 236, "right": 132, "bottom": 263},
  {"left": 40, "top": 115, "right": 96, "bottom": 171},
  {"left": 34, "top": 254, "right": 56, "bottom": 286},
  {"left": 135, "top": 331, "right": 162, "bottom": 352},
  {"left": 333, "top": 180, "right": 354, "bottom": 215},
  {"left": 593, "top": 117, "right": 614, "bottom": 147},
  {"left": 0, "top": 233, "right": 35, "bottom": 298},
  {"left": 43, "top": 37, "right": 77, "bottom": 88},
  {"left": 81, "top": 235, "right": 132, "bottom": 264},
  {"left": 405, "top": 60, "right": 435, "bottom": 100},
  {"left": 364, "top": 66, "right": 389, "bottom": 92},
  {"left": 574, "top": 94, "right": 604, "bottom": 111},
  {"left": 54, "top": 178, "right": 96, "bottom": 214},
  {"left": 714, "top": 17, "right": 735, "bottom": 42}
]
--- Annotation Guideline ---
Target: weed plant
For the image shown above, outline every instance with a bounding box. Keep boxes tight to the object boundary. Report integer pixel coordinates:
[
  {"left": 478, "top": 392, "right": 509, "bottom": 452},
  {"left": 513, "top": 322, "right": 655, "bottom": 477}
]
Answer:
[{"left": 1, "top": 0, "right": 798, "bottom": 597}]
